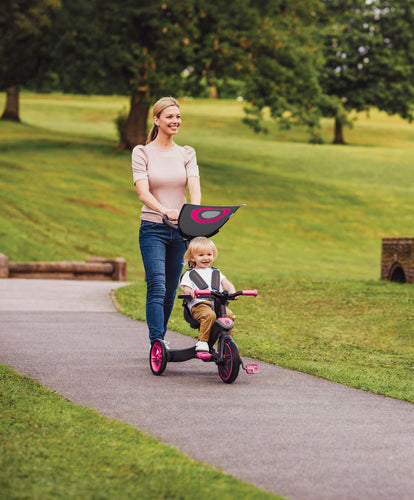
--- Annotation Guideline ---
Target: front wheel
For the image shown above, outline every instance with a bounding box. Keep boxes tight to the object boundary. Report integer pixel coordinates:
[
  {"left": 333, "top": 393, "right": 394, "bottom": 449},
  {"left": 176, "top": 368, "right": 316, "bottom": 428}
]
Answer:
[
  {"left": 218, "top": 339, "right": 240, "bottom": 383},
  {"left": 149, "top": 339, "right": 167, "bottom": 376}
]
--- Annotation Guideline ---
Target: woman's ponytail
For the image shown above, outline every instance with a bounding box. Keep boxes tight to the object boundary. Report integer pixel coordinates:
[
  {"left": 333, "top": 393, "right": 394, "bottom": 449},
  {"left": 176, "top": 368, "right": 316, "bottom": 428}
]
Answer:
[{"left": 146, "top": 124, "right": 158, "bottom": 144}]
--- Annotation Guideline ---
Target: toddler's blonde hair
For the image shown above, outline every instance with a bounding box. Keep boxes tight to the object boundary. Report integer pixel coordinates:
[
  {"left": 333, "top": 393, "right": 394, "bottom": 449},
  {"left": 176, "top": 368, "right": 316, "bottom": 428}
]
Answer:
[{"left": 183, "top": 237, "right": 218, "bottom": 268}]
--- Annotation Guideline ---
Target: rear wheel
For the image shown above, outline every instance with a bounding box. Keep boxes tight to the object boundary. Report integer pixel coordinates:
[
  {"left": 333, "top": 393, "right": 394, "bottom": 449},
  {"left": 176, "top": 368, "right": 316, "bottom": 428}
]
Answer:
[
  {"left": 149, "top": 339, "right": 167, "bottom": 376},
  {"left": 218, "top": 339, "right": 240, "bottom": 383}
]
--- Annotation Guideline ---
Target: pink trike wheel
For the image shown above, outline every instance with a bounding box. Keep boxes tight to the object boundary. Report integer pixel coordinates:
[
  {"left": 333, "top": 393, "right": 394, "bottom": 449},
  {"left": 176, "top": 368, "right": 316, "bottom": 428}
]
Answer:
[
  {"left": 149, "top": 339, "right": 167, "bottom": 376},
  {"left": 218, "top": 339, "right": 240, "bottom": 383}
]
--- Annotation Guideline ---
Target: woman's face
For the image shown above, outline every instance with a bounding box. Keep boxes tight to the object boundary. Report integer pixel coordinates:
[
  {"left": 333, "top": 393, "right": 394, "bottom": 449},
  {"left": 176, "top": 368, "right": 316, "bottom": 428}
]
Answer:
[{"left": 154, "top": 105, "right": 181, "bottom": 137}]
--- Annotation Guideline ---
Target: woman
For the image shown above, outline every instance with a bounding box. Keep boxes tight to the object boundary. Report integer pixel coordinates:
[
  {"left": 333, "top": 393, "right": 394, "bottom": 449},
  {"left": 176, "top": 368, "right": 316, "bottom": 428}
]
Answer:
[{"left": 132, "top": 97, "right": 201, "bottom": 343}]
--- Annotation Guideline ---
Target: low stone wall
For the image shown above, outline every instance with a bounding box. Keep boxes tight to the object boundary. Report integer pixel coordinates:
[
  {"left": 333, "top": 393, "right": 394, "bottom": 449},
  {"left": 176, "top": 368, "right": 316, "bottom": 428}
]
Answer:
[
  {"left": 381, "top": 238, "right": 414, "bottom": 284},
  {"left": 0, "top": 254, "right": 127, "bottom": 281}
]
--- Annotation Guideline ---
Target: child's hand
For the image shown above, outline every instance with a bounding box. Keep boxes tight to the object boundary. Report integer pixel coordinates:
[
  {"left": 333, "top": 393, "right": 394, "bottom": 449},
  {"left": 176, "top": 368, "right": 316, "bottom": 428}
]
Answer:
[{"left": 182, "top": 285, "right": 195, "bottom": 299}]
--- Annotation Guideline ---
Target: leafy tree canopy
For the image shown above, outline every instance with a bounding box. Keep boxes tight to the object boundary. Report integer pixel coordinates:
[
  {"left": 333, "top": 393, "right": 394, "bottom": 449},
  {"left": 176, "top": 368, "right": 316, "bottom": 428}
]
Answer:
[
  {"left": 320, "top": 0, "right": 414, "bottom": 142},
  {"left": 49, "top": 0, "right": 328, "bottom": 148},
  {"left": 239, "top": 0, "right": 327, "bottom": 137},
  {"left": 52, "top": 0, "right": 196, "bottom": 98},
  {"left": 4, "top": 0, "right": 412, "bottom": 146},
  {"left": 51, "top": 0, "right": 201, "bottom": 147},
  {"left": 0, "top": 0, "right": 60, "bottom": 90}
]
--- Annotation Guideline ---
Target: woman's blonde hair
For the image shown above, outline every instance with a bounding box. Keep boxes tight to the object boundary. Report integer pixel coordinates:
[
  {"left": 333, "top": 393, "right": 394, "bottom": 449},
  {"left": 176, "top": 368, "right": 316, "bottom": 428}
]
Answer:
[
  {"left": 146, "top": 96, "right": 180, "bottom": 144},
  {"left": 183, "top": 237, "right": 218, "bottom": 268}
]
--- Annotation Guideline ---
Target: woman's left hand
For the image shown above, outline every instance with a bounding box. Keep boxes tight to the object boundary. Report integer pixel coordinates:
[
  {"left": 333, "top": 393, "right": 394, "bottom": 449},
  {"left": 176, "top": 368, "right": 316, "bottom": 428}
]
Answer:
[{"left": 165, "top": 208, "right": 180, "bottom": 221}]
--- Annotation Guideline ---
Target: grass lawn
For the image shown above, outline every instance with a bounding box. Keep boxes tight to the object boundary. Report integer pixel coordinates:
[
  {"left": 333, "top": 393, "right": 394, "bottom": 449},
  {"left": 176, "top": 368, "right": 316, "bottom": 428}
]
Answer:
[{"left": 1, "top": 91, "right": 413, "bottom": 497}]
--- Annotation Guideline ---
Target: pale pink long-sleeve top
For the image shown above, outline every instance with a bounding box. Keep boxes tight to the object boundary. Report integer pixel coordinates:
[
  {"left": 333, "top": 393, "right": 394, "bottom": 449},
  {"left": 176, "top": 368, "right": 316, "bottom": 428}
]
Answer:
[{"left": 132, "top": 141, "right": 200, "bottom": 223}]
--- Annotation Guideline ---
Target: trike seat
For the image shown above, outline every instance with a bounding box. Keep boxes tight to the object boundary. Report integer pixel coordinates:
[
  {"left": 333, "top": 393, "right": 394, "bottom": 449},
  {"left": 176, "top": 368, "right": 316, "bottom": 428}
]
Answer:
[{"left": 182, "top": 300, "right": 200, "bottom": 329}]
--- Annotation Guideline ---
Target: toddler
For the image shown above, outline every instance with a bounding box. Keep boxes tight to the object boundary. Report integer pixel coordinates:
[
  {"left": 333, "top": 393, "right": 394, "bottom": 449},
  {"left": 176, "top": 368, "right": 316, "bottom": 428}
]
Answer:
[{"left": 180, "top": 237, "right": 236, "bottom": 352}]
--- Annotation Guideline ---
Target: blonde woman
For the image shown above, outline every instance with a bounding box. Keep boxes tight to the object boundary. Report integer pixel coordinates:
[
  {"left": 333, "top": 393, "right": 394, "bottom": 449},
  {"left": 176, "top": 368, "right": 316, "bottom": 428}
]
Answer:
[{"left": 132, "top": 97, "right": 201, "bottom": 343}]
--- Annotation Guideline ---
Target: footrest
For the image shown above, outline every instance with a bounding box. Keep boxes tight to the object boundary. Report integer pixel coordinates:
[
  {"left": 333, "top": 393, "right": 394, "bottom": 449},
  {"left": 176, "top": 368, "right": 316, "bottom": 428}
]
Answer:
[
  {"left": 245, "top": 363, "right": 259, "bottom": 374},
  {"left": 196, "top": 352, "right": 212, "bottom": 360}
]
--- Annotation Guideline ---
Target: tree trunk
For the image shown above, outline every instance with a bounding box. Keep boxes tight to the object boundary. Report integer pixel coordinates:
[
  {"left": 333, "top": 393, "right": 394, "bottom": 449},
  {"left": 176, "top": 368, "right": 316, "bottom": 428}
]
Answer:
[
  {"left": 118, "top": 93, "right": 149, "bottom": 151},
  {"left": 333, "top": 116, "right": 345, "bottom": 144},
  {"left": 210, "top": 85, "right": 218, "bottom": 99},
  {"left": 1, "top": 86, "right": 20, "bottom": 122}
]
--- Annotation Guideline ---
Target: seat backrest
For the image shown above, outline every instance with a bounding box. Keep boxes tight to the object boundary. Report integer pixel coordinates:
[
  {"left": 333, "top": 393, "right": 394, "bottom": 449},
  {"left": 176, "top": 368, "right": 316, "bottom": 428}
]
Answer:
[{"left": 182, "top": 301, "right": 200, "bottom": 329}]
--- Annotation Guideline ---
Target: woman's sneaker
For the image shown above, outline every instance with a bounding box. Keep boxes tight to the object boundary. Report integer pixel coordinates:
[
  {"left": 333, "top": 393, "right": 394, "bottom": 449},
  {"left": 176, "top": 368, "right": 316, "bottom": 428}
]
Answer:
[{"left": 195, "top": 340, "right": 209, "bottom": 352}]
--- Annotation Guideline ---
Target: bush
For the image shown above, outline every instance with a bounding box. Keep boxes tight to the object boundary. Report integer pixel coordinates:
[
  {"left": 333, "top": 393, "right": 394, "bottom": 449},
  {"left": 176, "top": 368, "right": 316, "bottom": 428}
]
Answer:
[{"left": 114, "top": 107, "right": 128, "bottom": 144}]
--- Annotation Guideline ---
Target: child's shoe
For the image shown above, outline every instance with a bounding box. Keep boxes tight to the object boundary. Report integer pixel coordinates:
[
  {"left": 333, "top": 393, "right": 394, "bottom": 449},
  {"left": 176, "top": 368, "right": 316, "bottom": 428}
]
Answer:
[{"left": 195, "top": 340, "right": 209, "bottom": 352}]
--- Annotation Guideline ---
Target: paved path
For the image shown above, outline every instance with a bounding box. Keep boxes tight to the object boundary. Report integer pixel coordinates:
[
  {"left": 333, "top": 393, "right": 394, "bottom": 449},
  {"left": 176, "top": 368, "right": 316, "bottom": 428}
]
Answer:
[{"left": 1, "top": 279, "right": 413, "bottom": 500}]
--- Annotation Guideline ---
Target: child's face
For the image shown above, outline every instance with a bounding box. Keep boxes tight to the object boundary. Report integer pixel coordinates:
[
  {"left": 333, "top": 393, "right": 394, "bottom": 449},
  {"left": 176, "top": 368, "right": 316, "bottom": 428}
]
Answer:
[{"left": 192, "top": 248, "right": 215, "bottom": 269}]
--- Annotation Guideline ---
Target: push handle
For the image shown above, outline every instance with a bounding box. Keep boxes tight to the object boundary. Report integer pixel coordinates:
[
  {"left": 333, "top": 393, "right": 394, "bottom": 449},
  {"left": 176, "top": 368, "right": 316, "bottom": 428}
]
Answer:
[{"left": 162, "top": 215, "right": 179, "bottom": 231}]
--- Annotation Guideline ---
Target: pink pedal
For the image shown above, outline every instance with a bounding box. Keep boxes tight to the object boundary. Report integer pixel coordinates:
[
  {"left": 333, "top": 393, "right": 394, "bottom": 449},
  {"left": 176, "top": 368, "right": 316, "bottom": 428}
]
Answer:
[
  {"left": 197, "top": 352, "right": 212, "bottom": 360},
  {"left": 245, "top": 363, "right": 259, "bottom": 374}
]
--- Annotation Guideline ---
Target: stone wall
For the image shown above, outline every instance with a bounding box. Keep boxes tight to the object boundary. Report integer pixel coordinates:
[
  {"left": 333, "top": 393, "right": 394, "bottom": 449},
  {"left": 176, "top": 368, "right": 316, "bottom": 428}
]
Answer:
[{"left": 381, "top": 238, "right": 414, "bottom": 284}]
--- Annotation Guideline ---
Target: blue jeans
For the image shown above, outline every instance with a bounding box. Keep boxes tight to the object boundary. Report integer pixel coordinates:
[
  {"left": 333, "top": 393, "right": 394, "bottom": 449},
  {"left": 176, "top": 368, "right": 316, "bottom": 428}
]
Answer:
[{"left": 139, "top": 220, "right": 186, "bottom": 342}]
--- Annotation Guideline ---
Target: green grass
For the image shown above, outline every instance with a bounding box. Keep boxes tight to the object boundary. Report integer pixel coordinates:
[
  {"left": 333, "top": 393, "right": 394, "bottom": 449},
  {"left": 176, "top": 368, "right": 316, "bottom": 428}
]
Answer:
[{"left": 0, "top": 365, "right": 278, "bottom": 499}]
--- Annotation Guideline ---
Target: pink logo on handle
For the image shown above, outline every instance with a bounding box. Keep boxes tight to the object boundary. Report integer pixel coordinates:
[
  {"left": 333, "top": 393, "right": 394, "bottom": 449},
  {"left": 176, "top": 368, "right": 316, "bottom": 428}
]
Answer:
[{"left": 191, "top": 207, "right": 231, "bottom": 224}]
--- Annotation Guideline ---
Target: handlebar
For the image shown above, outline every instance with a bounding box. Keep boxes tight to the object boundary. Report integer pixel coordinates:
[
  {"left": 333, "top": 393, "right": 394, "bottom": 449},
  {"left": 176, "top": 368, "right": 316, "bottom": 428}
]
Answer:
[{"left": 178, "top": 289, "right": 257, "bottom": 300}]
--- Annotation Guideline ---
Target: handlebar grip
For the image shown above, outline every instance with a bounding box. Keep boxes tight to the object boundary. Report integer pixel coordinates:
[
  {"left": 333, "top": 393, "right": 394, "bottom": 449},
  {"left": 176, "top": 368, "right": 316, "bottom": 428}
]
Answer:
[
  {"left": 162, "top": 215, "right": 179, "bottom": 231},
  {"left": 242, "top": 290, "right": 258, "bottom": 296},
  {"left": 194, "top": 290, "right": 212, "bottom": 297}
]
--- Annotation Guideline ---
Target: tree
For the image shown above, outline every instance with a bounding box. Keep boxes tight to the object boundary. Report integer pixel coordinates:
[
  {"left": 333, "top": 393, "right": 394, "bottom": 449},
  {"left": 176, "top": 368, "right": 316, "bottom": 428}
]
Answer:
[
  {"left": 320, "top": 0, "right": 414, "bottom": 143},
  {"left": 234, "top": 0, "right": 327, "bottom": 139},
  {"left": 51, "top": 0, "right": 198, "bottom": 149},
  {"left": 51, "top": 0, "right": 268, "bottom": 149},
  {"left": 181, "top": 0, "right": 260, "bottom": 99},
  {"left": 51, "top": 0, "right": 331, "bottom": 150},
  {"left": 0, "top": 0, "right": 61, "bottom": 121}
]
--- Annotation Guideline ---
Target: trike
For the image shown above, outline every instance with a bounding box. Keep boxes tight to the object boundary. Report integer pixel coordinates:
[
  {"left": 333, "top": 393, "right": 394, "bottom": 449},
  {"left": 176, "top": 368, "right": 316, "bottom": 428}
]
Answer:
[{"left": 148, "top": 203, "right": 259, "bottom": 384}]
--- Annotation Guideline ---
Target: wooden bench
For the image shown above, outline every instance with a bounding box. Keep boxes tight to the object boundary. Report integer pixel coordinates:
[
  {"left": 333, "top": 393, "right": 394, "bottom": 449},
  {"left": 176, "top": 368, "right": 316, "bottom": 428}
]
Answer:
[{"left": 0, "top": 254, "right": 127, "bottom": 281}]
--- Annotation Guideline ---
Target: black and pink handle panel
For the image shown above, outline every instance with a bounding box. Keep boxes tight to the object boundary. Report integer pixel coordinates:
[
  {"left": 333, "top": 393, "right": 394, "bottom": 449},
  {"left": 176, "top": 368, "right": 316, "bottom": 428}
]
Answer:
[{"left": 178, "top": 204, "right": 243, "bottom": 239}]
